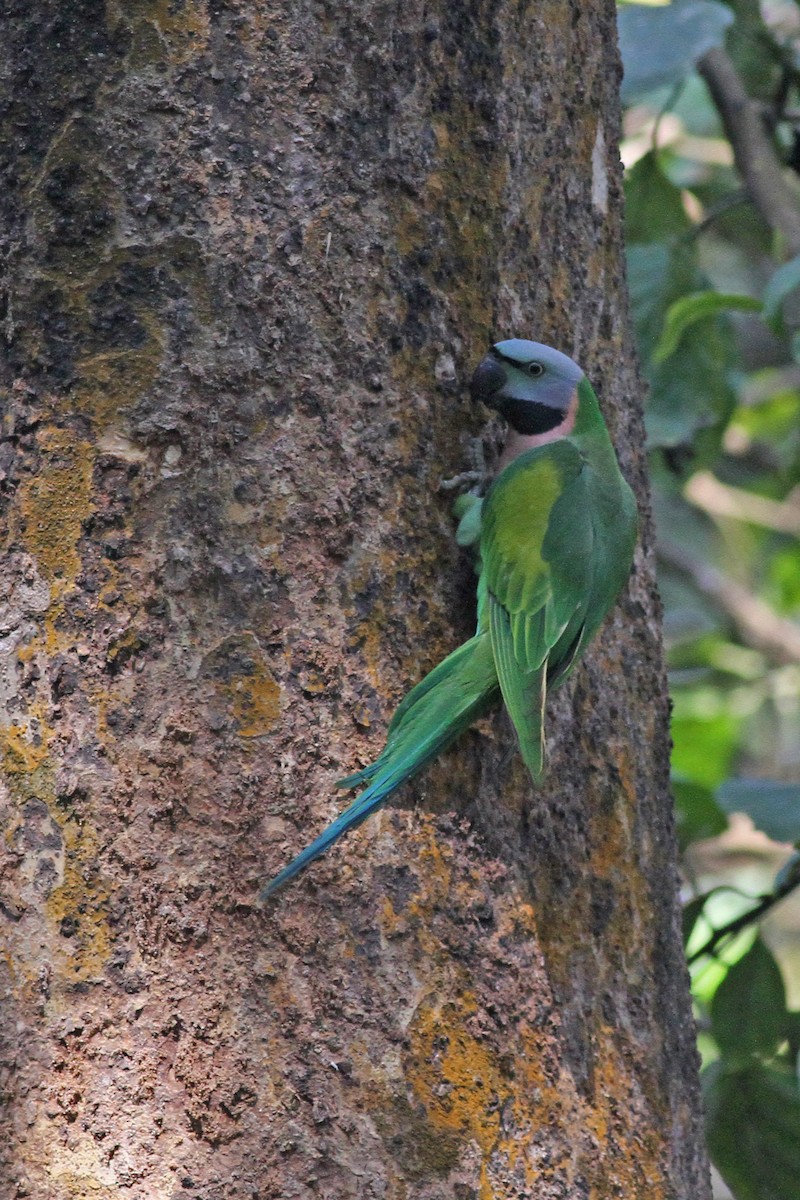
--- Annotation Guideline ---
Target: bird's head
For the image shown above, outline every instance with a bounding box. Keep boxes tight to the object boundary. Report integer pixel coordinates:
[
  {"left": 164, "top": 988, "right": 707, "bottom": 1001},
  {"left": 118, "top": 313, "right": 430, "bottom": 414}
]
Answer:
[{"left": 470, "top": 339, "right": 584, "bottom": 436}]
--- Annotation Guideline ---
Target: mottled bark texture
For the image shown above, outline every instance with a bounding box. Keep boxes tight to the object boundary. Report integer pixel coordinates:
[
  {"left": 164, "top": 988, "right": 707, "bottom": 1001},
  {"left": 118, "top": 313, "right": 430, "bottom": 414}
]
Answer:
[{"left": 0, "top": 2, "right": 710, "bottom": 1198}]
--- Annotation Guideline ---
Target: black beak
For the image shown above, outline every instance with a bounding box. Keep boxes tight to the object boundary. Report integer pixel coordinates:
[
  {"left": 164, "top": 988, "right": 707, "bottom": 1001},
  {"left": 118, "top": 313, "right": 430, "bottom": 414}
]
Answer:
[{"left": 469, "top": 354, "right": 506, "bottom": 407}]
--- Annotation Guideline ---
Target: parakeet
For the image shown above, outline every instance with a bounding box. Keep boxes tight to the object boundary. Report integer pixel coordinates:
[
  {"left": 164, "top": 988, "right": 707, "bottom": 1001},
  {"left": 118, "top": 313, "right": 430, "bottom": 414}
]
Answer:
[{"left": 261, "top": 339, "right": 637, "bottom": 898}]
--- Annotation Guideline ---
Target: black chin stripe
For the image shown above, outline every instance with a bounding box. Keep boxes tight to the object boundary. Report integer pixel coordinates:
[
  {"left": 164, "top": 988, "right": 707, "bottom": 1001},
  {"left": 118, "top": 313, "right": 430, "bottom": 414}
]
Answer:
[{"left": 499, "top": 397, "right": 565, "bottom": 435}]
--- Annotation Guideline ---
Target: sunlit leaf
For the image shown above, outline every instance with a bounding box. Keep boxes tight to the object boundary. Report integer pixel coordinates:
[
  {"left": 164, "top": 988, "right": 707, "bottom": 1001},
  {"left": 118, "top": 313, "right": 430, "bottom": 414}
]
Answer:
[
  {"left": 711, "top": 937, "right": 787, "bottom": 1059},
  {"left": 654, "top": 291, "right": 761, "bottom": 363},
  {"left": 671, "top": 705, "right": 741, "bottom": 790},
  {"left": 618, "top": 1, "right": 734, "bottom": 101},
  {"left": 717, "top": 779, "right": 800, "bottom": 844},
  {"left": 691, "top": 926, "right": 758, "bottom": 1005},
  {"left": 683, "top": 888, "right": 727, "bottom": 946}
]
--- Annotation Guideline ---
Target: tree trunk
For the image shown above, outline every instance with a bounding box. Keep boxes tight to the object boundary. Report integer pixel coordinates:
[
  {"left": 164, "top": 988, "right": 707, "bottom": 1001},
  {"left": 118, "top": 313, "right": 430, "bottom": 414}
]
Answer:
[{"left": 0, "top": 2, "right": 710, "bottom": 1198}]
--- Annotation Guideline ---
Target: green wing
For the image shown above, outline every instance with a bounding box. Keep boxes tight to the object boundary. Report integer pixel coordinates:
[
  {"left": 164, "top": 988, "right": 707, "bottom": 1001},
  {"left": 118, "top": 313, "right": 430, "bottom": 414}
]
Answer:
[{"left": 480, "top": 441, "right": 594, "bottom": 778}]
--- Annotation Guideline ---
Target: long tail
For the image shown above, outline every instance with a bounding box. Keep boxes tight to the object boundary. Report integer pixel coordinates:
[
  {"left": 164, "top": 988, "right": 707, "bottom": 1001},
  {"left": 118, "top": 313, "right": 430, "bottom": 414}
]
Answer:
[{"left": 260, "top": 633, "right": 499, "bottom": 899}]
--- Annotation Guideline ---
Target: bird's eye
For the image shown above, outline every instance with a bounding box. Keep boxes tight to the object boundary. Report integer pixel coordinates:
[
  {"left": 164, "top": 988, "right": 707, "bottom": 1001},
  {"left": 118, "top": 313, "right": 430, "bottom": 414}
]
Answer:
[{"left": 526, "top": 361, "right": 545, "bottom": 377}]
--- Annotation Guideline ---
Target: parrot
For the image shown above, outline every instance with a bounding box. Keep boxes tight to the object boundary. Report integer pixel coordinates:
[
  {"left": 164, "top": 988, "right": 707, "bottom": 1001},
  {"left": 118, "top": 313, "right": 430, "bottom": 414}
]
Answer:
[{"left": 261, "top": 339, "right": 638, "bottom": 899}]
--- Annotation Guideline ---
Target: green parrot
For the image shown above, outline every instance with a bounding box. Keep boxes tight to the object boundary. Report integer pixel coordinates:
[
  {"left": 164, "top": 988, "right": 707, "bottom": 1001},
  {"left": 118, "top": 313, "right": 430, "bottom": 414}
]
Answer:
[{"left": 261, "top": 339, "right": 637, "bottom": 898}]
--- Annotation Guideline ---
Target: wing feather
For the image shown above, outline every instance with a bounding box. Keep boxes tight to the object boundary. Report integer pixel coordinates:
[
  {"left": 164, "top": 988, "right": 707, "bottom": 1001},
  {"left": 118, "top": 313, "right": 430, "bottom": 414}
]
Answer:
[
  {"left": 489, "top": 595, "right": 547, "bottom": 778},
  {"left": 480, "top": 441, "right": 594, "bottom": 777}
]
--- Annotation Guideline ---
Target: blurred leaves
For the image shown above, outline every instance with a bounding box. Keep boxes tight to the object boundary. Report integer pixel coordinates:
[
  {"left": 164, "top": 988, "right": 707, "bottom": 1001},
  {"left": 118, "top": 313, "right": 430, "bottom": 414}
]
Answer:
[
  {"left": 625, "top": 154, "right": 740, "bottom": 452},
  {"left": 654, "top": 291, "right": 761, "bottom": 364},
  {"left": 620, "top": 0, "right": 800, "bottom": 1193},
  {"left": 704, "top": 1061, "right": 800, "bottom": 1200},
  {"left": 618, "top": 1, "right": 734, "bottom": 101},
  {"left": 625, "top": 150, "right": 692, "bottom": 241},
  {"left": 703, "top": 937, "right": 800, "bottom": 1197},
  {"left": 763, "top": 256, "right": 800, "bottom": 336},
  {"left": 673, "top": 775, "right": 729, "bottom": 848},
  {"left": 718, "top": 779, "right": 800, "bottom": 844},
  {"left": 710, "top": 936, "right": 787, "bottom": 1058}
]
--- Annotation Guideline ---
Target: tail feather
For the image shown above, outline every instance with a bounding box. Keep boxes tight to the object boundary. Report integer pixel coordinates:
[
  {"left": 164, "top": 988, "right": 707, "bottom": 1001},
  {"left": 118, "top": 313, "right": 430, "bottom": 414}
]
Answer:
[
  {"left": 260, "top": 634, "right": 499, "bottom": 899},
  {"left": 488, "top": 598, "right": 547, "bottom": 781}
]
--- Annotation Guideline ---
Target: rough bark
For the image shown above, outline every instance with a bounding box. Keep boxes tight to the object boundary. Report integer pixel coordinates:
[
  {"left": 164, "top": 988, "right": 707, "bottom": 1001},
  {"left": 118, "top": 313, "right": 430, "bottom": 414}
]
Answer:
[{"left": 0, "top": 2, "right": 710, "bottom": 1198}]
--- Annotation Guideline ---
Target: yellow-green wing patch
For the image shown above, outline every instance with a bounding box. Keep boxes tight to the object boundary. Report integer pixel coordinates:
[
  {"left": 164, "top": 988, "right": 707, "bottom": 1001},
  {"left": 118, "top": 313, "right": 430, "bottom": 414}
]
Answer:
[
  {"left": 481, "top": 441, "right": 584, "bottom": 670},
  {"left": 481, "top": 441, "right": 590, "bottom": 779}
]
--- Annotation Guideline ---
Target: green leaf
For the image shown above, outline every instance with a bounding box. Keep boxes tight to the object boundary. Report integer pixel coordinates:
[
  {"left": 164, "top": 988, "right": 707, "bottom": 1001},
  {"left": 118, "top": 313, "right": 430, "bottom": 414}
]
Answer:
[
  {"left": 711, "top": 936, "right": 787, "bottom": 1060},
  {"left": 627, "top": 242, "right": 682, "bottom": 346},
  {"left": 673, "top": 776, "right": 728, "bottom": 848},
  {"left": 618, "top": 1, "right": 734, "bottom": 102},
  {"left": 627, "top": 243, "right": 738, "bottom": 450},
  {"left": 704, "top": 1059, "right": 800, "bottom": 1200},
  {"left": 717, "top": 779, "right": 800, "bottom": 844},
  {"left": 683, "top": 889, "right": 718, "bottom": 946},
  {"left": 763, "top": 255, "right": 800, "bottom": 335},
  {"left": 654, "top": 291, "right": 761, "bottom": 363},
  {"left": 625, "top": 152, "right": 691, "bottom": 244},
  {"left": 670, "top": 706, "right": 741, "bottom": 790},
  {"left": 646, "top": 318, "right": 736, "bottom": 450}
]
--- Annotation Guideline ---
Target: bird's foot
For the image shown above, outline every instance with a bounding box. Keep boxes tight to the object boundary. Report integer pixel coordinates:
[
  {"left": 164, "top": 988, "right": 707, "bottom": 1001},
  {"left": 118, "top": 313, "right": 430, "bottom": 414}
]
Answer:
[
  {"left": 439, "top": 469, "right": 485, "bottom": 492},
  {"left": 439, "top": 435, "right": 491, "bottom": 493}
]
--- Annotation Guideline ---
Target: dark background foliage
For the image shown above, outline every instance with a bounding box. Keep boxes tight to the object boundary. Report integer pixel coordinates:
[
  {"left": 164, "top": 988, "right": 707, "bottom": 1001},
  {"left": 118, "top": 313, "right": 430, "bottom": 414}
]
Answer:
[{"left": 620, "top": 2, "right": 800, "bottom": 1195}]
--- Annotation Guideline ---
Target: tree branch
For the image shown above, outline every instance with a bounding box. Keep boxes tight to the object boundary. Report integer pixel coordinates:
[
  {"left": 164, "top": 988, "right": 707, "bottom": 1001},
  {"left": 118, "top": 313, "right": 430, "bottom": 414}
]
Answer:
[
  {"left": 658, "top": 540, "right": 800, "bottom": 666},
  {"left": 687, "top": 865, "right": 800, "bottom": 965},
  {"left": 688, "top": 890, "right": 779, "bottom": 964},
  {"left": 685, "top": 470, "right": 800, "bottom": 536},
  {"left": 698, "top": 47, "right": 800, "bottom": 256}
]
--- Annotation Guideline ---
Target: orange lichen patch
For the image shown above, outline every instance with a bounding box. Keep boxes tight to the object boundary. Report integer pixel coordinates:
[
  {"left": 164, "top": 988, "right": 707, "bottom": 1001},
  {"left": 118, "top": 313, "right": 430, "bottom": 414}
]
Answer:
[
  {"left": 104, "top": 628, "right": 148, "bottom": 674},
  {"left": 584, "top": 744, "right": 657, "bottom": 973},
  {"left": 1, "top": 730, "right": 112, "bottom": 991},
  {"left": 585, "top": 1030, "right": 671, "bottom": 1199},
  {"left": 200, "top": 632, "right": 282, "bottom": 738},
  {"left": 256, "top": 495, "right": 289, "bottom": 554},
  {"left": 370, "top": 1089, "right": 464, "bottom": 1181},
  {"left": 407, "top": 820, "right": 454, "bottom": 914},
  {"left": 514, "top": 1019, "right": 671, "bottom": 1199},
  {"left": 147, "top": 0, "right": 209, "bottom": 43},
  {"left": 343, "top": 535, "right": 451, "bottom": 700},
  {"left": 107, "top": 0, "right": 209, "bottom": 65},
  {"left": 399, "top": 870, "right": 672, "bottom": 1200},
  {"left": 405, "top": 992, "right": 511, "bottom": 1153},
  {"left": 18, "top": 428, "right": 93, "bottom": 592},
  {"left": 230, "top": 667, "right": 282, "bottom": 737},
  {"left": 45, "top": 814, "right": 112, "bottom": 988},
  {"left": 43, "top": 1167, "right": 119, "bottom": 1200},
  {"left": 0, "top": 722, "right": 50, "bottom": 776},
  {"left": 72, "top": 325, "right": 164, "bottom": 429}
]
